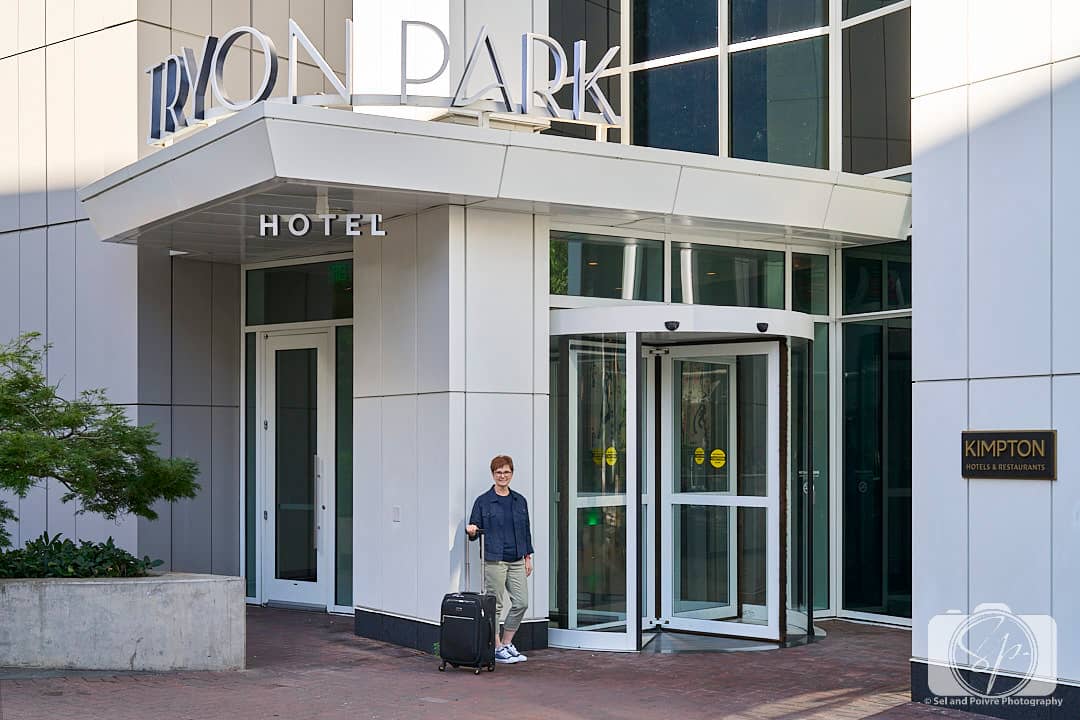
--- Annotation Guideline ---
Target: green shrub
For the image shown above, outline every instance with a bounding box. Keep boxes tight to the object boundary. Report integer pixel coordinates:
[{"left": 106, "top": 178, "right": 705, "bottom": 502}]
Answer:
[
  {"left": 0, "top": 532, "right": 163, "bottom": 579},
  {"left": 0, "top": 333, "right": 200, "bottom": 548}
]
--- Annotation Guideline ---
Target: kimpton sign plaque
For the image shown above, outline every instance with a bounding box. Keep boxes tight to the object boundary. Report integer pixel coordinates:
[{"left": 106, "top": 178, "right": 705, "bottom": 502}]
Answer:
[
  {"left": 146, "top": 18, "right": 622, "bottom": 144},
  {"left": 961, "top": 430, "right": 1057, "bottom": 480}
]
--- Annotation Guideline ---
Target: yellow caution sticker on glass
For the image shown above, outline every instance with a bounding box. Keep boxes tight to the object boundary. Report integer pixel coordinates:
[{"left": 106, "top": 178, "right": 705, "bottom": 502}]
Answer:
[
  {"left": 693, "top": 447, "right": 705, "bottom": 465},
  {"left": 605, "top": 446, "right": 618, "bottom": 466},
  {"left": 710, "top": 449, "right": 727, "bottom": 468},
  {"left": 592, "top": 449, "right": 603, "bottom": 466}
]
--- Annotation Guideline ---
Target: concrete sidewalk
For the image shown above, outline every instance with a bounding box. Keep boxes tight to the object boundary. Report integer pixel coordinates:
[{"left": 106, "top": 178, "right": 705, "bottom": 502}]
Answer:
[{"left": 0, "top": 607, "right": 978, "bottom": 720}]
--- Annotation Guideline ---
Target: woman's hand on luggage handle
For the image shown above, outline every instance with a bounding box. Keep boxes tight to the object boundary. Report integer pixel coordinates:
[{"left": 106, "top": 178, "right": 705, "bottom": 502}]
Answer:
[{"left": 466, "top": 524, "right": 479, "bottom": 537}]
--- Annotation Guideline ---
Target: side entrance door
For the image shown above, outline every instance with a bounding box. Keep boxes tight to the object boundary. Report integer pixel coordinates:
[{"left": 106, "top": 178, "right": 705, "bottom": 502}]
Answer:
[
  {"left": 261, "top": 330, "right": 334, "bottom": 608},
  {"left": 649, "top": 342, "right": 781, "bottom": 641}
]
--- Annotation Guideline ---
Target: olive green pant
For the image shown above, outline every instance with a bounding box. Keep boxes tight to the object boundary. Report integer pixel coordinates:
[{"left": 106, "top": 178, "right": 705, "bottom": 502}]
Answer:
[{"left": 484, "top": 559, "right": 529, "bottom": 632}]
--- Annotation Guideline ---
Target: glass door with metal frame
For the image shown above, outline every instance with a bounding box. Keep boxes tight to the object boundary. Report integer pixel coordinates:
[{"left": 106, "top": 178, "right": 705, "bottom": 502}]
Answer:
[
  {"left": 549, "top": 333, "right": 640, "bottom": 651},
  {"left": 262, "top": 330, "right": 334, "bottom": 608},
  {"left": 658, "top": 342, "right": 781, "bottom": 641}
]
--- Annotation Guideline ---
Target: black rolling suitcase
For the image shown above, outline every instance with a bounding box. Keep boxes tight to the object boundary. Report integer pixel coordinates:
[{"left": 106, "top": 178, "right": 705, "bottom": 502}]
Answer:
[{"left": 438, "top": 529, "right": 497, "bottom": 674}]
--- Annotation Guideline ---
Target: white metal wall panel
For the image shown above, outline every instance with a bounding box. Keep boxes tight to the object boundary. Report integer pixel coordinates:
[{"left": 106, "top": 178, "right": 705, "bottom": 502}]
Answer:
[
  {"left": 17, "top": 0, "right": 44, "bottom": 54},
  {"left": 17, "top": 49, "right": 46, "bottom": 229},
  {"left": 464, "top": 208, "right": 535, "bottom": 394},
  {"left": 45, "top": 40, "right": 77, "bottom": 225},
  {"left": 911, "top": 380, "right": 968, "bottom": 661},
  {"left": 172, "top": 0, "right": 210, "bottom": 37},
  {"left": 380, "top": 394, "right": 420, "bottom": 618},
  {"left": 911, "top": 86, "right": 968, "bottom": 383},
  {"left": 74, "top": 221, "right": 139, "bottom": 405},
  {"left": 1051, "top": 57, "right": 1080, "bottom": 375},
  {"left": 0, "top": 57, "right": 18, "bottom": 233},
  {"left": 968, "top": 0, "right": 1051, "bottom": 85},
  {"left": 967, "top": 67, "right": 1052, "bottom": 379},
  {"left": 379, "top": 215, "right": 419, "bottom": 397},
  {"left": 1051, "top": 376, "right": 1080, "bottom": 680},
  {"left": 967, "top": 377, "right": 1053, "bottom": 617},
  {"left": 353, "top": 396, "right": 383, "bottom": 610}
]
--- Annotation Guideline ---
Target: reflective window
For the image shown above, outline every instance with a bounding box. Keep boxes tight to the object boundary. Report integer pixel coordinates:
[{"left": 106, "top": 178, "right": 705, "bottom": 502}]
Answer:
[
  {"left": 246, "top": 260, "right": 353, "bottom": 325},
  {"left": 792, "top": 253, "right": 829, "bottom": 315},
  {"left": 632, "top": 0, "right": 718, "bottom": 63},
  {"left": 842, "top": 317, "right": 910, "bottom": 618},
  {"left": 551, "top": 231, "right": 664, "bottom": 300},
  {"left": 842, "top": 240, "right": 910, "bottom": 314},
  {"left": 791, "top": 324, "right": 830, "bottom": 613},
  {"left": 550, "top": 335, "right": 631, "bottom": 632},
  {"left": 244, "top": 332, "right": 256, "bottom": 598},
  {"left": 672, "top": 243, "right": 784, "bottom": 308},
  {"left": 843, "top": 0, "right": 904, "bottom": 20},
  {"left": 730, "top": 36, "right": 828, "bottom": 168},
  {"left": 842, "top": 8, "right": 910, "bottom": 173},
  {"left": 730, "top": 0, "right": 827, "bottom": 43},
  {"left": 550, "top": 0, "right": 621, "bottom": 66},
  {"left": 335, "top": 327, "right": 353, "bottom": 608},
  {"left": 545, "top": 79, "right": 622, "bottom": 139},
  {"left": 633, "top": 59, "right": 719, "bottom": 155}
]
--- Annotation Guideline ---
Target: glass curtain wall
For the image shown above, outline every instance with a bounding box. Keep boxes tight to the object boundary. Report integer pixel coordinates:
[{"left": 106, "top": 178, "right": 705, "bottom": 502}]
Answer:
[
  {"left": 546, "top": 0, "right": 911, "bottom": 175},
  {"left": 840, "top": 241, "right": 911, "bottom": 619}
]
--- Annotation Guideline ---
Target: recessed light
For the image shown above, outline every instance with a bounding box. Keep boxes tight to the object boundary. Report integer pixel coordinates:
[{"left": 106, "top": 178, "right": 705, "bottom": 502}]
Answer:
[
  {"left": 587, "top": 261, "right": 599, "bottom": 266},
  {"left": 169, "top": 250, "right": 189, "bottom": 256}
]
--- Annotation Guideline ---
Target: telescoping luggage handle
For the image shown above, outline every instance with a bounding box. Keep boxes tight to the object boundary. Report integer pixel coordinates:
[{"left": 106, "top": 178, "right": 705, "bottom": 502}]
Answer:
[{"left": 465, "top": 527, "right": 485, "bottom": 594}]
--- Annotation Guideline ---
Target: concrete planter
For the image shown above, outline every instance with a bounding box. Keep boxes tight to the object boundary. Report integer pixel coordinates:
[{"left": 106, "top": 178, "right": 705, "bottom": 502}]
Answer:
[{"left": 0, "top": 573, "right": 245, "bottom": 671}]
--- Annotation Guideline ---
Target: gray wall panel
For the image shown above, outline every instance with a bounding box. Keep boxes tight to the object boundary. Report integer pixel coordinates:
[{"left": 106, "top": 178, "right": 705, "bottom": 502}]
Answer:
[
  {"left": 171, "top": 405, "right": 213, "bottom": 573},
  {"left": 171, "top": 259, "right": 212, "bottom": 406},
  {"left": 211, "top": 406, "right": 240, "bottom": 575},
  {"left": 137, "top": 404, "right": 173, "bottom": 570},
  {"left": 211, "top": 264, "right": 240, "bottom": 408},
  {"left": 138, "top": 246, "right": 172, "bottom": 406}
]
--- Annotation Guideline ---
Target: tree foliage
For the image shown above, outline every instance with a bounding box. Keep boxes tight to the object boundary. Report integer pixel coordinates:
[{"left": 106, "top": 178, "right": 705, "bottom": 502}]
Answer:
[{"left": 0, "top": 333, "right": 200, "bottom": 548}]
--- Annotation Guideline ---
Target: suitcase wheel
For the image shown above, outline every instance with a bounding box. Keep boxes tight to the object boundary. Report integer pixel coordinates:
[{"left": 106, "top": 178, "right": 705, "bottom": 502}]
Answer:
[
  {"left": 474, "top": 667, "right": 481, "bottom": 675},
  {"left": 438, "top": 662, "right": 446, "bottom": 672},
  {"left": 487, "top": 664, "right": 495, "bottom": 672}
]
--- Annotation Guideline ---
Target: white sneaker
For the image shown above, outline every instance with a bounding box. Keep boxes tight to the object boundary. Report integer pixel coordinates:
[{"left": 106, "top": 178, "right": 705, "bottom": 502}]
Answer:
[
  {"left": 495, "top": 646, "right": 521, "bottom": 664},
  {"left": 506, "top": 644, "right": 528, "bottom": 662}
]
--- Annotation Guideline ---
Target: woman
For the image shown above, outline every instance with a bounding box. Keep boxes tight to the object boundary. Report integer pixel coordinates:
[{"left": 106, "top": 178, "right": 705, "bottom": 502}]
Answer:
[{"left": 466, "top": 454, "right": 534, "bottom": 664}]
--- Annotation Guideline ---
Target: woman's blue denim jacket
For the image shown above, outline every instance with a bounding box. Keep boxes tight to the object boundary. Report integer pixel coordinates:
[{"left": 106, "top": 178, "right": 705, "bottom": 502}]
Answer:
[{"left": 468, "top": 486, "right": 534, "bottom": 562}]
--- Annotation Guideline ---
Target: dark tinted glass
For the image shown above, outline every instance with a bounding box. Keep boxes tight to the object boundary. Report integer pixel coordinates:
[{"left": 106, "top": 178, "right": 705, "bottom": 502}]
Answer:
[
  {"left": 551, "top": 231, "right": 664, "bottom": 300},
  {"left": 632, "top": 59, "right": 719, "bottom": 155},
  {"left": 671, "top": 243, "right": 784, "bottom": 308},
  {"left": 792, "top": 253, "right": 829, "bottom": 314},
  {"left": 335, "top": 326, "right": 353, "bottom": 607},
  {"left": 730, "top": 0, "right": 827, "bottom": 43},
  {"left": 843, "top": 0, "right": 903, "bottom": 20},
  {"left": 244, "top": 332, "right": 256, "bottom": 598},
  {"left": 632, "top": 0, "right": 718, "bottom": 62},
  {"left": 550, "top": 0, "right": 621, "bottom": 67},
  {"left": 842, "top": 318, "right": 910, "bottom": 617},
  {"left": 730, "top": 36, "right": 828, "bottom": 168},
  {"left": 842, "top": 8, "right": 910, "bottom": 173},
  {"left": 842, "top": 240, "right": 910, "bottom": 314},
  {"left": 246, "top": 260, "right": 353, "bottom": 325},
  {"left": 543, "top": 78, "right": 622, "bottom": 138}
]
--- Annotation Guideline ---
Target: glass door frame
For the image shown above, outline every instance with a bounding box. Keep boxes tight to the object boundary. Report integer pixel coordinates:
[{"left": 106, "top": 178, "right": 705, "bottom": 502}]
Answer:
[
  {"left": 547, "top": 332, "right": 641, "bottom": 652},
  {"left": 656, "top": 341, "right": 782, "bottom": 641},
  {"left": 258, "top": 328, "right": 336, "bottom": 609}
]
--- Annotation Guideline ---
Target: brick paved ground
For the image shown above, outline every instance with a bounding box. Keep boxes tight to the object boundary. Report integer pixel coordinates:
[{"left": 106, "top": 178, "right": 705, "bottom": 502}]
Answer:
[{"left": 0, "top": 607, "right": 980, "bottom": 720}]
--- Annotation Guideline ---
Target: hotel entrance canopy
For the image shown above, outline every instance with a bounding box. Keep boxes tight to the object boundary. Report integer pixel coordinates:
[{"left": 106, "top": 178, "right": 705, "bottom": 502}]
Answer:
[{"left": 79, "top": 103, "right": 911, "bottom": 263}]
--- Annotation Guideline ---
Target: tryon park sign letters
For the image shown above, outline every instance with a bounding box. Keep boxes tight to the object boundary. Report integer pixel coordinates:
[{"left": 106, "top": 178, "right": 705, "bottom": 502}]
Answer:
[{"left": 145, "top": 18, "right": 622, "bottom": 144}]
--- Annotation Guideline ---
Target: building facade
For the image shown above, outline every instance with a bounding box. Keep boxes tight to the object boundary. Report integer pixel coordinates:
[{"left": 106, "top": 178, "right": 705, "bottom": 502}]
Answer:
[{"left": 22, "top": 0, "right": 1061, "bottom": 698}]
